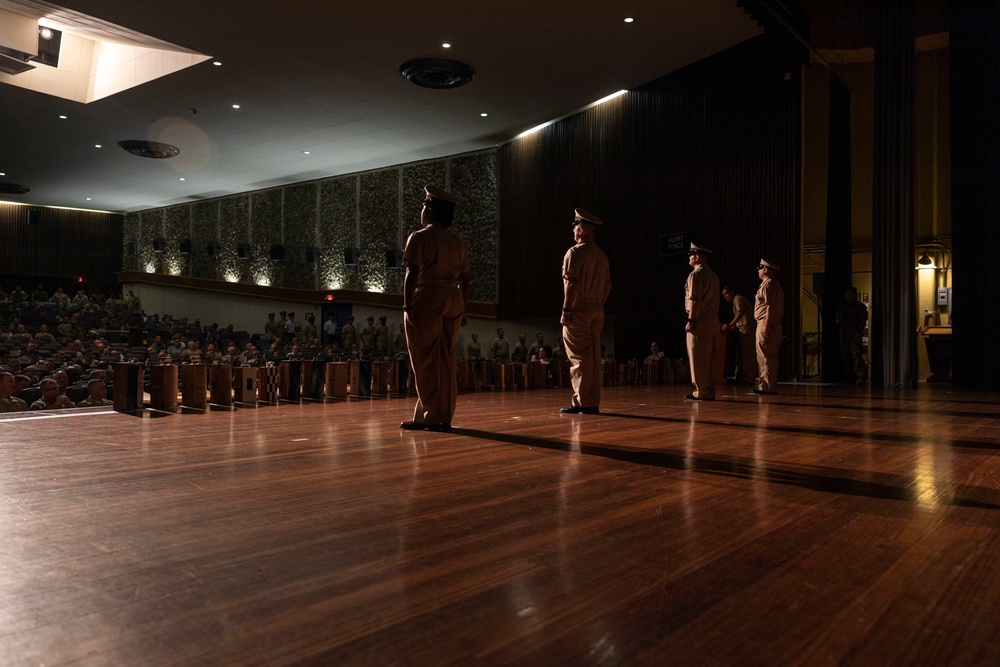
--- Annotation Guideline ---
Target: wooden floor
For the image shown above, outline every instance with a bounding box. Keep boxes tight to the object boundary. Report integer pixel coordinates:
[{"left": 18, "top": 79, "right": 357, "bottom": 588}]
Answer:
[{"left": 4, "top": 382, "right": 1000, "bottom": 665}]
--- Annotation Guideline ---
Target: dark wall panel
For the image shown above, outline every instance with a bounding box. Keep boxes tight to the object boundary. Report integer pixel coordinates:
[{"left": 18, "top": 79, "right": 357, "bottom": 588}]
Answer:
[{"left": 500, "top": 33, "right": 803, "bottom": 371}]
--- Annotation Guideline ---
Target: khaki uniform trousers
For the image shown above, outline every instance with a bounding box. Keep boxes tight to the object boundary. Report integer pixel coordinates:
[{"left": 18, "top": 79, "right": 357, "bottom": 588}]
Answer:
[
  {"left": 404, "top": 285, "right": 464, "bottom": 425},
  {"left": 563, "top": 304, "right": 604, "bottom": 409},
  {"left": 755, "top": 324, "right": 782, "bottom": 392},
  {"left": 686, "top": 317, "right": 720, "bottom": 399}
]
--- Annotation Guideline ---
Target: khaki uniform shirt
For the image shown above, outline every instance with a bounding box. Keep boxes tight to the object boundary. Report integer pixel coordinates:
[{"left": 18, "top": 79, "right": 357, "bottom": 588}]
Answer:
[
  {"left": 754, "top": 278, "right": 784, "bottom": 324},
  {"left": 562, "top": 241, "right": 611, "bottom": 308},
  {"left": 0, "top": 396, "right": 28, "bottom": 412},
  {"left": 684, "top": 264, "right": 720, "bottom": 321}
]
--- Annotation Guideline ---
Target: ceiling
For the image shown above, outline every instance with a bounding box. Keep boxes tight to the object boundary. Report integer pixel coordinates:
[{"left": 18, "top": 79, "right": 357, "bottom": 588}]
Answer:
[{"left": 0, "top": 0, "right": 763, "bottom": 213}]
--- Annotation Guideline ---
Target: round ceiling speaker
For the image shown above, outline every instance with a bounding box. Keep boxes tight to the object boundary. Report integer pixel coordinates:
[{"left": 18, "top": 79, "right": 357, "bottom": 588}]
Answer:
[
  {"left": 0, "top": 182, "right": 30, "bottom": 195},
  {"left": 400, "top": 58, "right": 475, "bottom": 89},
  {"left": 117, "top": 140, "right": 180, "bottom": 158}
]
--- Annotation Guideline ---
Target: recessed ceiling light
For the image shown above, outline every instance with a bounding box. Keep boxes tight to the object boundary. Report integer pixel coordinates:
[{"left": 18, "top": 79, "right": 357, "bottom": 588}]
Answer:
[
  {"left": 232, "top": 104, "right": 240, "bottom": 109},
  {"left": 303, "top": 151, "right": 311, "bottom": 155},
  {"left": 95, "top": 144, "right": 102, "bottom": 148},
  {"left": 480, "top": 112, "right": 488, "bottom": 117},
  {"left": 178, "top": 177, "right": 186, "bottom": 181},
  {"left": 213, "top": 61, "right": 222, "bottom": 66},
  {"left": 85, "top": 197, "right": 92, "bottom": 201},
  {"left": 442, "top": 43, "right": 451, "bottom": 48},
  {"left": 0, "top": 172, "right": 5, "bottom": 176},
  {"left": 59, "top": 115, "right": 67, "bottom": 119},
  {"left": 624, "top": 17, "right": 634, "bottom": 23}
]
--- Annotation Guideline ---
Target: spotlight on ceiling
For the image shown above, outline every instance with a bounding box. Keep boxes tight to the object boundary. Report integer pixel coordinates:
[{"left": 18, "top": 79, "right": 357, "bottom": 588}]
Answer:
[
  {"left": 917, "top": 252, "right": 933, "bottom": 266},
  {"left": 118, "top": 140, "right": 180, "bottom": 159},
  {"left": 399, "top": 58, "right": 475, "bottom": 89}
]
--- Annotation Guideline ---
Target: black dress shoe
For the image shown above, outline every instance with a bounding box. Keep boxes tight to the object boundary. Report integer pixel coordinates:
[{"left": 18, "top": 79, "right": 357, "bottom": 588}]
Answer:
[
  {"left": 750, "top": 389, "right": 777, "bottom": 395},
  {"left": 581, "top": 407, "right": 600, "bottom": 414},
  {"left": 426, "top": 423, "right": 451, "bottom": 432},
  {"left": 400, "top": 421, "right": 429, "bottom": 430},
  {"left": 560, "top": 406, "right": 584, "bottom": 414},
  {"left": 684, "top": 394, "right": 715, "bottom": 401}
]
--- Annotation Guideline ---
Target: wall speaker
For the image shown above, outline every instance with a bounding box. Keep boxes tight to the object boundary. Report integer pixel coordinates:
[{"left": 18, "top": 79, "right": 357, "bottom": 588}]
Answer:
[
  {"left": 237, "top": 243, "right": 252, "bottom": 260},
  {"left": 127, "top": 241, "right": 138, "bottom": 256},
  {"left": 269, "top": 244, "right": 284, "bottom": 262},
  {"left": 344, "top": 247, "right": 360, "bottom": 266},
  {"left": 152, "top": 237, "right": 167, "bottom": 252},
  {"left": 28, "top": 209, "right": 41, "bottom": 225},
  {"left": 306, "top": 246, "right": 321, "bottom": 265},
  {"left": 178, "top": 239, "right": 192, "bottom": 255},
  {"left": 206, "top": 241, "right": 221, "bottom": 257}
]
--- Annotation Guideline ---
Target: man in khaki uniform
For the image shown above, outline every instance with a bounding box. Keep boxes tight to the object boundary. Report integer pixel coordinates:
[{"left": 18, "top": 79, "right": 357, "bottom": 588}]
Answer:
[
  {"left": 400, "top": 184, "right": 469, "bottom": 431},
  {"left": 491, "top": 328, "right": 511, "bottom": 363},
  {"left": 684, "top": 243, "right": 721, "bottom": 401},
  {"left": 374, "top": 316, "right": 389, "bottom": 357},
  {"left": 361, "top": 317, "right": 376, "bottom": 355},
  {"left": 753, "top": 258, "right": 784, "bottom": 395},
  {"left": 341, "top": 316, "right": 357, "bottom": 351},
  {"left": 559, "top": 208, "right": 611, "bottom": 415}
]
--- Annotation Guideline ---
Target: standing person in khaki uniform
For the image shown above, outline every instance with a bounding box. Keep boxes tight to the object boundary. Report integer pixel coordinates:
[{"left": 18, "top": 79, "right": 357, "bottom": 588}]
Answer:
[
  {"left": 753, "top": 259, "right": 784, "bottom": 395},
  {"left": 684, "top": 243, "right": 721, "bottom": 401},
  {"left": 374, "top": 316, "right": 390, "bottom": 357},
  {"left": 341, "top": 316, "right": 357, "bottom": 351},
  {"left": 559, "top": 208, "right": 611, "bottom": 415},
  {"left": 721, "top": 286, "right": 758, "bottom": 385},
  {"left": 360, "top": 316, "right": 376, "bottom": 355},
  {"left": 400, "top": 184, "right": 469, "bottom": 431}
]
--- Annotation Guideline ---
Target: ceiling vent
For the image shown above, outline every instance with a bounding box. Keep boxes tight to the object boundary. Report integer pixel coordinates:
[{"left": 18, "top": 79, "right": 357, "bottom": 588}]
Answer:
[
  {"left": 118, "top": 140, "right": 180, "bottom": 158},
  {"left": 0, "top": 182, "right": 30, "bottom": 195},
  {"left": 400, "top": 58, "right": 475, "bottom": 89}
]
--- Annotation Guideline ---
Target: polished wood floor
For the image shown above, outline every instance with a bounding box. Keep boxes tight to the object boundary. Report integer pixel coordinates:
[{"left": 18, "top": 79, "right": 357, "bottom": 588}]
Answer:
[{"left": 4, "top": 382, "right": 1000, "bottom": 666}]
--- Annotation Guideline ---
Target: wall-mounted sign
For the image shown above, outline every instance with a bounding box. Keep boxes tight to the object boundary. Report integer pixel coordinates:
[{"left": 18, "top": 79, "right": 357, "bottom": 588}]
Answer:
[{"left": 659, "top": 232, "right": 689, "bottom": 256}]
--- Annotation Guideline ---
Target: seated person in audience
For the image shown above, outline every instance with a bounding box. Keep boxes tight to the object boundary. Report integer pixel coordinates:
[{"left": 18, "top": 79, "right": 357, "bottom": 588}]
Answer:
[
  {"left": 51, "top": 287, "right": 69, "bottom": 307},
  {"left": 643, "top": 341, "right": 665, "bottom": 365},
  {"left": 203, "top": 343, "right": 223, "bottom": 365},
  {"left": 31, "top": 285, "right": 48, "bottom": 302},
  {"left": 531, "top": 346, "right": 552, "bottom": 364},
  {"left": 77, "top": 378, "right": 113, "bottom": 407},
  {"left": 178, "top": 340, "right": 203, "bottom": 365},
  {"left": 31, "top": 378, "right": 75, "bottom": 410},
  {"left": 72, "top": 289, "right": 89, "bottom": 304},
  {"left": 166, "top": 337, "right": 187, "bottom": 360},
  {"left": 10, "top": 285, "right": 29, "bottom": 303},
  {"left": 11, "top": 324, "right": 32, "bottom": 346},
  {"left": 34, "top": 324, "right": 56, "bottom": 345},
  {"left": 13, "top": 374, "right": 32, "bottom": 399},
  {"left": 0, "top": 371, "right": 28, "bottom": 412},
  {"left": 241, "top": 343, "right": 262, "bottom": 366},
  {"left": 53, "top": 370, "right": 71, "bottom": 394},
  {"left": 221, "top": 345, "right": 242, "bottom": 366},
  {"left": 149, "top": 335, "right": 166, "bottom": 351}
]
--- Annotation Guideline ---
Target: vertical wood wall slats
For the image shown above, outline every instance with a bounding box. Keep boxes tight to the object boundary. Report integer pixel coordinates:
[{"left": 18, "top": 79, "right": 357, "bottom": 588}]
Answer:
[{"left": 500, "top": 34, "right": 803, "bottom": 368}]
